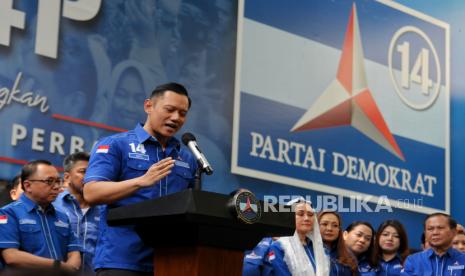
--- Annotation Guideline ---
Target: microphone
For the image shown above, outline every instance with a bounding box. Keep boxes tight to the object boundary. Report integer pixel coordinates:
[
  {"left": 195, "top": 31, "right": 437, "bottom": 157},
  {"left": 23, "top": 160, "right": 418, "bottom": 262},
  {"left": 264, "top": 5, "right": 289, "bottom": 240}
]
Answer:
[{"left": 182, "top": 133, "right": 213, "bottom": 175}]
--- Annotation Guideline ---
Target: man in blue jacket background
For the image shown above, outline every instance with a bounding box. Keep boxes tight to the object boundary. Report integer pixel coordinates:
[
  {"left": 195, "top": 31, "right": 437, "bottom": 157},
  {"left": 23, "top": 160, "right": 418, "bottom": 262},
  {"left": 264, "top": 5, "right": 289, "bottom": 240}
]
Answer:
[
  {"left": 0, "top": 160, "right": 81, "bottom": 271},
  {"left": 402, "top": 213, "right": 465, "bottom": 276},
  {"left": 55, "top": 152, "right": 101, "bottom": 275}
]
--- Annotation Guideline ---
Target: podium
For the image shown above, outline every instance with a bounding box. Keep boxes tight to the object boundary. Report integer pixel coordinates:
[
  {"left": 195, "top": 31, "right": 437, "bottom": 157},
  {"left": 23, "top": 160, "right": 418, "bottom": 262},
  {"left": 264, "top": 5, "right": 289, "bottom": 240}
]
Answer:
[{"left": 107, "top": 189, "right": 294, "bottom": 275}]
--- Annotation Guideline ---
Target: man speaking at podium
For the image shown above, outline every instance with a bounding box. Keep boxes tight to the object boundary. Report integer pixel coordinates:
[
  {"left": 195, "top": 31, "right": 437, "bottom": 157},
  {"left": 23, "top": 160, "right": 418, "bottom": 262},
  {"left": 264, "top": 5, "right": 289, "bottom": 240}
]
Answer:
[{"left": 83, "top": 82, "right": 197, "bottom": 276}]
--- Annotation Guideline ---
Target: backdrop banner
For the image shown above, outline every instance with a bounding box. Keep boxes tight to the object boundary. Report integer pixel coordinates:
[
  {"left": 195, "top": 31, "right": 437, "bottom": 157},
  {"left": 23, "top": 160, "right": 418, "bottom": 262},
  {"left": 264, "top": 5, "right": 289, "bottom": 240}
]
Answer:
[{"left": 233, "top": 0, "right": 449, "bottom": 213}]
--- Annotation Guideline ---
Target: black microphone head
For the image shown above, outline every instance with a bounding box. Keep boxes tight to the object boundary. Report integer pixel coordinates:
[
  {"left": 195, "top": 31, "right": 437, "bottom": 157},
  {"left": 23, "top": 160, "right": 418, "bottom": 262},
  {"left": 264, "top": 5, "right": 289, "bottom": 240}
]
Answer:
[{"left": 182, "top": 132, "right": 196, "bottom": 145}]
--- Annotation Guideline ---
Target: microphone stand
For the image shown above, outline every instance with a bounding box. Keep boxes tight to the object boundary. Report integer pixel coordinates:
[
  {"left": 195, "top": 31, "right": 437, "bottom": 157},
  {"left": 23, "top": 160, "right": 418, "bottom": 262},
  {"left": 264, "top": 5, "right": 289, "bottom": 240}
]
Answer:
[{"left": 193, "top": 166, "right": 203, "bottom": 190}]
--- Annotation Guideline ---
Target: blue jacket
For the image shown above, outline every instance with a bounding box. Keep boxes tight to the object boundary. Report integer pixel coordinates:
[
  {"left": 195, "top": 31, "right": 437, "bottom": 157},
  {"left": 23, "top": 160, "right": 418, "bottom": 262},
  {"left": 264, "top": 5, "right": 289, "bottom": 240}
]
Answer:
[
  {"left": 0, "top": 194, "right": 81, "bottom": 262},
  {"left": 243, "top": 237, "right": 274, "bottom": 276},
  {"left": 378, "top": 255, "right": 403, "bottom": 276},
  {"left": 401, "top": 247, "right": 465, "bottom": 276},
  {"left": 84, "top": 124, "right": 197, "bottom": 272},
  {"left": 54, "top": 190, "right": 102, "bottom": 275},
  {"left": 358, "top": 255, "right": 379, "bottom": 276},
  {"left": 326, "top": 246, "right": 353, "bottom": 276}
]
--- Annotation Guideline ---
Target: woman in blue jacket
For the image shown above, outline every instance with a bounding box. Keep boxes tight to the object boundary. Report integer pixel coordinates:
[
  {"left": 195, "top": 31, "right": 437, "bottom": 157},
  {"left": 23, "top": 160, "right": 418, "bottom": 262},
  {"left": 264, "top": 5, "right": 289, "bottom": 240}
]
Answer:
[
  {"left": 318, "top": 211, "right": 357, "bottom": 275},
  {"left": 373, "top": 220, "right": 409, "bottom": 276},
  {"left": 343, "top": 221, "right": 379, "bottom": 275}
]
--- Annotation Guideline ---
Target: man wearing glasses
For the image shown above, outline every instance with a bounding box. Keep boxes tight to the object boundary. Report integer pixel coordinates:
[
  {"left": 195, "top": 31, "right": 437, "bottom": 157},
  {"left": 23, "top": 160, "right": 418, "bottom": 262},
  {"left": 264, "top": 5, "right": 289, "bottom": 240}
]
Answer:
[{"left": 0, "top": 160, "right": 81, "bottom": 272}]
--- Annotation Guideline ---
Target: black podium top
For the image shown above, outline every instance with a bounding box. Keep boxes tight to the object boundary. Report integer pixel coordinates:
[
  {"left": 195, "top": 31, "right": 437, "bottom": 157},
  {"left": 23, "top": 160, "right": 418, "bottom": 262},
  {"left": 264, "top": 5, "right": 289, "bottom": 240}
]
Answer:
[{"left": 107, "top": 189, "right": 294, "bottom": 251}]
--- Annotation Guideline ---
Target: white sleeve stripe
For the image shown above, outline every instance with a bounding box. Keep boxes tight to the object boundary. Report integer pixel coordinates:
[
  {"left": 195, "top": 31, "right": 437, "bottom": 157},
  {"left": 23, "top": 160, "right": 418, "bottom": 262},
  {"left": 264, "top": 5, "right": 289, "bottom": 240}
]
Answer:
[{"left": 0, "top": 241, "right": 20, "bottom": 244}]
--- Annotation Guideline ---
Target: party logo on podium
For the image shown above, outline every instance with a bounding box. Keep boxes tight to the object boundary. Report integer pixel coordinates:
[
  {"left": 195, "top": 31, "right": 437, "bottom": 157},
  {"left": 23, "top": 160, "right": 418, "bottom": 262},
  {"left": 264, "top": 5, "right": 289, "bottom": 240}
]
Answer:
[
  {"left": 232, "top": 0, "right": 449, "bottom": 214},
  {"left": 230, "top": 189, "right": 262, "bottom": 224}
]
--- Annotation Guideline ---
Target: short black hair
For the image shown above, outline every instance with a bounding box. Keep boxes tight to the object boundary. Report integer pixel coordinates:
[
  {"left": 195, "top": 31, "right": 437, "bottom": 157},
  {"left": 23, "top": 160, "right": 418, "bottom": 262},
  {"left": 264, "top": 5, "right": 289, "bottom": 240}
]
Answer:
[
  {"left": 150, "top": 82, "right": 191, "bottom": 108},
  {"left": 21, "top": 160, "right": 53, "bottom": 190},
  {"left": 63, "top": 152, "right": 90, "bottom": 172},
  {"left": 6, "top": 174, "right": 21, "bottom": 192},
  {"left": 424, "top": 212, "right": 457, "bottom": 230}
]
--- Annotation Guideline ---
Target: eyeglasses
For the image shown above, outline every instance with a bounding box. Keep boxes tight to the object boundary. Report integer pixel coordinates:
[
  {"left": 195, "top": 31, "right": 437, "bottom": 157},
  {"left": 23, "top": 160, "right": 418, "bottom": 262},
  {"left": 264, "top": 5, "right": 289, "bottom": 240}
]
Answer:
[{"left": 27, "top": 178, "right": 64, "bottom": 187}]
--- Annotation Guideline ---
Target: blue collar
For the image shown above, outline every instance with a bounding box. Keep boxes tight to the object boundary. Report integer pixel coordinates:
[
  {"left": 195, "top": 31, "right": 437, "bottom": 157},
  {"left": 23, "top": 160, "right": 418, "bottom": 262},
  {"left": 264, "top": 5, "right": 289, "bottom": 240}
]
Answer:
[
  {"left": 134, "top": 123, "right": 181, "bottom": 150},
  {"left": 382, "top": 253, "right": 402, "bottom": 263},
  {"left": 426, "top": 247, "right": 457, "bottom": 259},
  {"left": 58, "top": 189, "right": 75, "bottom": 202},
  {"left": 358, "top": 254, "right": 369, "bottom": 263},
  {"left": 19, "top": 193, "right": 55, "bottom": 213}
]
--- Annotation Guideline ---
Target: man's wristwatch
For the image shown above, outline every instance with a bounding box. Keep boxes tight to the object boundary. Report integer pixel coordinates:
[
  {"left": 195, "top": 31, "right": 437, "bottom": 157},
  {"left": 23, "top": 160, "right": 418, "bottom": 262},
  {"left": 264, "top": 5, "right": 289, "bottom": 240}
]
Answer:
[{"left": 53, "top": 259, "right": 61, "bottom": 269}]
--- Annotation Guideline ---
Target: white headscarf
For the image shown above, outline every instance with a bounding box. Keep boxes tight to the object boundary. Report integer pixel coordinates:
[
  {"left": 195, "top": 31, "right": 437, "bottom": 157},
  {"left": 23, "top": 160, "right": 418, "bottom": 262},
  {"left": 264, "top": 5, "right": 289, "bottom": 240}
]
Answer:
[
  {"left": 278, "top": 198, "right": 329, "bottom": 276},
  {"left": 89, "top": 59, "right": 155, "bottom": 125}
]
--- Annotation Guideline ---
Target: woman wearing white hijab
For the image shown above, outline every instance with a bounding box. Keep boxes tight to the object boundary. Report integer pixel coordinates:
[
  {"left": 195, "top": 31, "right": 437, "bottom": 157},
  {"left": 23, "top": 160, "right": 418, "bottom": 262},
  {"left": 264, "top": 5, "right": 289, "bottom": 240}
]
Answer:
[{"left": 265, "top": 198, "right": 330, "bottom": 276}]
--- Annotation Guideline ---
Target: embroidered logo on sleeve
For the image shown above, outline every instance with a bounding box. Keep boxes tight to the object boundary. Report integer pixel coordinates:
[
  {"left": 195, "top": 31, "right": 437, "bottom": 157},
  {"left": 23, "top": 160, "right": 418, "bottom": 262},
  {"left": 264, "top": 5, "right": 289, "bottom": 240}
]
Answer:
[
  {"left": 0, "top": 215, "right": 8, "bottom": 224},
  {"left": 245, "top": 251, "right": 262, "bottom": 260},
  {"left": 96, "top": 145, "right": 109, "bottom": 153}
]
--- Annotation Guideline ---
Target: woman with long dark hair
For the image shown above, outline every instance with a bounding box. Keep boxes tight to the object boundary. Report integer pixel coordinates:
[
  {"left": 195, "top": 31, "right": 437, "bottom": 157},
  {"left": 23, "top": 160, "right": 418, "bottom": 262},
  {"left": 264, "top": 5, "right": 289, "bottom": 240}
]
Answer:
[
  {"left": 343, "top": 221, "right": 378, "bottom": 274},
  {"left": 318, "top": 211, "right": 357, "bottom": 275},
  {"left": 373, "top": 220, "right": 409, "bottom": 275}
]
